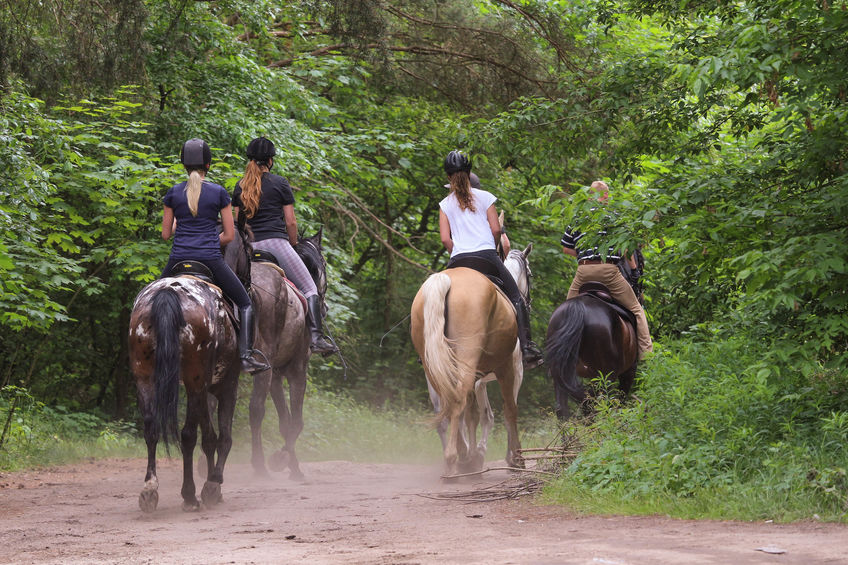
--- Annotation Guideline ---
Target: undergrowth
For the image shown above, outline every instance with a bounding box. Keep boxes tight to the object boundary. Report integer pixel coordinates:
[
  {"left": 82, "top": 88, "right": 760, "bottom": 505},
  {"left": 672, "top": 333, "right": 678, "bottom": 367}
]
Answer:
[{"left": 542, "top": 337, "right": 848, "bottom": 522}]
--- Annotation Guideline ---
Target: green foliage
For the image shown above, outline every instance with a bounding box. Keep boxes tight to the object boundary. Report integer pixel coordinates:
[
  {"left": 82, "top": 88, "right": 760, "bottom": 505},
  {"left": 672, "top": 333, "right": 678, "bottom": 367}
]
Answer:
[
  {"left": 544, "top": 338, "right": 848, "bottom": 521},
  {"left": 0, "top": 385, "right": 140, "bottom": 470}
]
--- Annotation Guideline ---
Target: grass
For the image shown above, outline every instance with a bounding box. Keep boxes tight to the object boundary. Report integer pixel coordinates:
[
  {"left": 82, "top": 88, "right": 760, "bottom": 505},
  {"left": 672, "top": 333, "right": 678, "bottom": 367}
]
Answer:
[{"left": 0, "top": 382, "right": 560, "bottom": 471}]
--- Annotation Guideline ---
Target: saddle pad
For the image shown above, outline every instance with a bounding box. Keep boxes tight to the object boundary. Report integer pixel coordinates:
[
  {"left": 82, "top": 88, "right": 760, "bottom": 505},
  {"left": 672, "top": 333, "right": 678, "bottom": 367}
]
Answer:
[{"left": 284, "top": 278, "right": 308, "bottom": 312}]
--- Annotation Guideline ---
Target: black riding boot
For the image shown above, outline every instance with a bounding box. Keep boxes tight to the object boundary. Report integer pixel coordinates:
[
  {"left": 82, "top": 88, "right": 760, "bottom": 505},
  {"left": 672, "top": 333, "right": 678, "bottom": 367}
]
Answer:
[
  {"left": 307, "top": 295, "right": 338, "bottom": 356},
  {"left": 515, "top": 301, "right": 544, "bottom": 369},
  {"left": 238, "top": 305, "right": 270, "bottom": 373}
]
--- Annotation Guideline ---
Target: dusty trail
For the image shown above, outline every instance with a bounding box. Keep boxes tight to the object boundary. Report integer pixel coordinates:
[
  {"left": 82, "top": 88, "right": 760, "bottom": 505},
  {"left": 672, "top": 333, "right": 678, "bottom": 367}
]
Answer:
[{"left": 1, "top": 457, "right": 846, "bottom": 564}]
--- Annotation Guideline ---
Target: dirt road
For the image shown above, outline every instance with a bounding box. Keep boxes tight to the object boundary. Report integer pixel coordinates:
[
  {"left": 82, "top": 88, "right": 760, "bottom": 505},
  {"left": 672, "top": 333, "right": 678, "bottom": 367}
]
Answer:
[{"left": 1, "top": 457, "right": 846, "bottom": 564}]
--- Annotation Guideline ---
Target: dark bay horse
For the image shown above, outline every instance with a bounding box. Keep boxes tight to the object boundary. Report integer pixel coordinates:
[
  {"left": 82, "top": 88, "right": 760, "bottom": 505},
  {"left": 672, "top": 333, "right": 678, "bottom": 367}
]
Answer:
[
  {"left": 411, "top": 247, "right": 532, "bottom": 477},
  {"left": 224, "top": 227, "right": 329, "bottom": 480},
  {"left": 545, "top": 284, "right": 638, "bottom": 419},
  {"left": 128, "top": 275, "right": 240, "bottom": 512}
]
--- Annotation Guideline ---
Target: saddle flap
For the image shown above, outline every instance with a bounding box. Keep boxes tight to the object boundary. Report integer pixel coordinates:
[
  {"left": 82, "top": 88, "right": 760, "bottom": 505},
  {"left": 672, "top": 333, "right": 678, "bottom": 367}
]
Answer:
[{"left": 168, "top": 260, "right": 214, "bottom": 283}]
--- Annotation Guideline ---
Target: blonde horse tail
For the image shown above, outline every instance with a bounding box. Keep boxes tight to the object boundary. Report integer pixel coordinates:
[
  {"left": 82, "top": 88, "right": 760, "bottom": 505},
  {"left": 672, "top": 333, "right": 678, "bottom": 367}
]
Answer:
[{"left": 419, "top": 273, "right": 461, "bottom": 421}]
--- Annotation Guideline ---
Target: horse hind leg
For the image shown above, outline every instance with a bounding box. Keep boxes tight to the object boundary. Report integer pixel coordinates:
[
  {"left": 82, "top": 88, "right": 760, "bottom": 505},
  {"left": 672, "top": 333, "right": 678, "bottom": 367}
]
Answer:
[
  {"left": 137, "top": 382, "right": 160, "bottom": 513},
  {"left": 179, "top": 392, "right": 203, "bottom": 511},
  {"left": 203, "top": 372, "right": 238, "bottom": 507},
  {"left": 270, "top": 371, "right": 306, "bottom": 481}
]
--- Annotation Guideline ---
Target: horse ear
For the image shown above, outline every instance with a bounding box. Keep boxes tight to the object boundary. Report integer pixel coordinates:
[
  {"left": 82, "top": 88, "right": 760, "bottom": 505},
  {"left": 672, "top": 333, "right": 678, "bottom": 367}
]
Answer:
[
  {"left": 317, "top": 225, "right": 323, "bottom": 245},
  {"left": 498, "top": 211, "right": 505, "bottom": 229},
  {"left": 523, "top": 243, "right": 532, "bottom": 257}
]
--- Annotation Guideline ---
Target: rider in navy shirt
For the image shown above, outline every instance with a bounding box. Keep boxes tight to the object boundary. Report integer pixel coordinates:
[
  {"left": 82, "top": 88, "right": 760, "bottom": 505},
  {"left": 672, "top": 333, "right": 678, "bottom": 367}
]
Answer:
[{"left": 160, "top": 138, "right": 269, "bottom": 374}]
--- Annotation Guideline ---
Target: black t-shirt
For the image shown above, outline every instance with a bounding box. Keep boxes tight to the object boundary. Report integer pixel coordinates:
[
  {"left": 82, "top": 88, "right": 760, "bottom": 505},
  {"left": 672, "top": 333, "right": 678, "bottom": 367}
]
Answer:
[{"left": 232, "top": 173, "right": 295, "bottom": 242}]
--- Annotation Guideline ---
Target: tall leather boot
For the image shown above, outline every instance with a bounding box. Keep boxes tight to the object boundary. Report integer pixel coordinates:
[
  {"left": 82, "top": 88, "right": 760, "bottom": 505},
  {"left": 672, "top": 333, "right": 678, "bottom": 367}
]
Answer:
[
  {"left": 238, "top": 305, "right": 270, "bottom": 373},
  {"left": 515, "top": 301, "right": 543, "bottom": 369},
  {"left": 307, "top": 295, "right": 338, "bottom": 356}
]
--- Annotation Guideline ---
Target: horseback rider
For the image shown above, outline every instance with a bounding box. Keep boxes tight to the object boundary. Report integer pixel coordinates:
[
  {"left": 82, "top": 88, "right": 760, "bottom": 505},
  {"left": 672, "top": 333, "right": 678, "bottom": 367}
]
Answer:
[
  {"left": 439, "top": 150, "right": 544, "bottom": 369},
  {"left": 231, "top": 136, "right": 338, "bottom": 356},
  {"left": 560, "top": 180, "right": 653, "bottom": 359},
  {"left": 159, "top": 138, "right": 270, "bottom": 373}
]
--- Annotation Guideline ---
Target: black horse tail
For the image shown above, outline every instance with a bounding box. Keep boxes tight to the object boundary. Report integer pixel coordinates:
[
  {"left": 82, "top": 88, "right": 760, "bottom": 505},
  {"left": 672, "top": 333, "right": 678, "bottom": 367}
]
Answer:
[
  {"left": 151, "top": 287, "right": 185, "bottom": 449},
  {"left": 545, "top": 299, "right": 586, "bottom": 401}
]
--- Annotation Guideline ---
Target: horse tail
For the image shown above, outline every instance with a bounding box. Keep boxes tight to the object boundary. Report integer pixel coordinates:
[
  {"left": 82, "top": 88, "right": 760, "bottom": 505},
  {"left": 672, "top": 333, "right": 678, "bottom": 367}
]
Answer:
[
  {"left": 545, "top": 299, "right": 586, "bottom": 400},
  {"left": 419, "top": 273, "right": 462, "bottom": 420},
  {"left": 151, "top": 287, "right": 185, "bottom": 448}
]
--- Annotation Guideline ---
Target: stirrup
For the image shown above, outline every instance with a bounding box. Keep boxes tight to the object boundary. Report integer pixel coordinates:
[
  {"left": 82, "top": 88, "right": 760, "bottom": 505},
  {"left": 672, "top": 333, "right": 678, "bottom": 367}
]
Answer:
[
  {"left": 522, "top": 345, "right": 544, "bottom": 369},
  {"left": 310, "top": 335, "right": 338, "bottom": 357},
  {"left": 241, "top": 350, "right": 270, "bottom": 373}
]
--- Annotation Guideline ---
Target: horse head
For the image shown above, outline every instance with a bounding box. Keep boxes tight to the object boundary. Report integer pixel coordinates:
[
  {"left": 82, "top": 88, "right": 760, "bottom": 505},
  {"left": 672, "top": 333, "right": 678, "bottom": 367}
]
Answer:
[
  {"left": 295, "top": 226, "right": 329, "bottom": 317},
  {"left": 504, "top": 243, "right": 533, "bottom": 307}
]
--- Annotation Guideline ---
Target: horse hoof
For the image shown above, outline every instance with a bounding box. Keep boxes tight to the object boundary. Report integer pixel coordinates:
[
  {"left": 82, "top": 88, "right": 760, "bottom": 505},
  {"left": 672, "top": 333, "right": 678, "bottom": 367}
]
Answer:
[
  {"left": 138, "top": 488, "right": 158, "bottom": 513},
  {"left": 182, "top": 500, "right": 201, "bottom": 512},
  {"left": 201, "top": 481, "right": 222, "bottom": 506},
  {"left": 289, "top": 468, "right": 305, "bottom": 482},
  {"left": 269, "top": 450, "right": 290, "bottom": 472}
]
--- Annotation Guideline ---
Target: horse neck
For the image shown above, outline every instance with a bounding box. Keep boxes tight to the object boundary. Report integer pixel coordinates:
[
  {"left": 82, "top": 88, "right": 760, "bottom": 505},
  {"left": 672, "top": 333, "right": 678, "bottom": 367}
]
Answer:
[{"left": 504, "top": 252, "right": 529, "bottom": 302}]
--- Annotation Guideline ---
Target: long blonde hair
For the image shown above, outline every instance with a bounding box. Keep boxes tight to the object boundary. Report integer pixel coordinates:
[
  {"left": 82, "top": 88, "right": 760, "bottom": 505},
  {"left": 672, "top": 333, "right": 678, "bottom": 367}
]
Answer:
[
  {"left": 185, "top": 169, "right": 203, "bottom": 217},
  {"left": 238, "top": 160, "right": 265, "bottom": 218},
  {"left": 449, "top": 171, "right": 475, "bottom": 212}
]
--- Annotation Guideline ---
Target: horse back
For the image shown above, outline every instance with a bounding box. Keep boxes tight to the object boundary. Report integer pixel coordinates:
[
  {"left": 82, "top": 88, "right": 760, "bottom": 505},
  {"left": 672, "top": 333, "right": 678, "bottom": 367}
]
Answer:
[{"left": 576, "top": 296, "right": 637, "bottom": 377}]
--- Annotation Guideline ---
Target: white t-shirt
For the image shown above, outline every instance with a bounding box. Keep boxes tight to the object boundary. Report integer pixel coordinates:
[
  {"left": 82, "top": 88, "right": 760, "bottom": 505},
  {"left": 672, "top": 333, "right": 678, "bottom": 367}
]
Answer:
[{"left": 439, "top": 188, "right": 497, "bottom": 257}]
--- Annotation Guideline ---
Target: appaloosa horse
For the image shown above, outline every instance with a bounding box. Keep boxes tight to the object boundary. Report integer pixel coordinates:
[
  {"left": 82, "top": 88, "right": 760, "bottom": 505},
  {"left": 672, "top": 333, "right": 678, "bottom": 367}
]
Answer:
[
  {"left": 128, "top": 274, "right": 240, "bottom": 512},
  {"left": 545, "top": 283, "right": 638, "bottom": 419},
  {"left": 224, "top": 227, "right": 330, "bottom": 480},
  {"left": 411, "top": 245, "right": 533, "bottom": 477}
]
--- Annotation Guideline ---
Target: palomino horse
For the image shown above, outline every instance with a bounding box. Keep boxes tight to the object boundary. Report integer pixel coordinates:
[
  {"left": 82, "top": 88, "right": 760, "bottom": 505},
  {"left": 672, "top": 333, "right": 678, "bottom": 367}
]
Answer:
[
  {"left": 128, "top": 275, "right": 240, "bottom": 512},
  {"left": 412, "top": 245, "right": 533, "bottom": 477},
  {"left": 545, "top": 284, "right": 638, "bottom": 419},
  {"left": 224, "top": 227, "right": 329, "bottom": 480}
]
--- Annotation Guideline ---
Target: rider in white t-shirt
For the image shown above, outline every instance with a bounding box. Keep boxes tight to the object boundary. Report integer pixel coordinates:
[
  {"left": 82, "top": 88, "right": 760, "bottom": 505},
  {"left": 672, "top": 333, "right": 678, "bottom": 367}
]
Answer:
[{"left": 438, "top": 150, "right": 543, "bottom": 369}]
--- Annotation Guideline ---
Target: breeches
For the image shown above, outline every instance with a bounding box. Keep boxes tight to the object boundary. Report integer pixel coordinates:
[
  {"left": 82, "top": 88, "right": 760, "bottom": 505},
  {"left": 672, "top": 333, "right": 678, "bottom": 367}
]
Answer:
[
  {"left": 252, "top": 237, "right": 318, "bottom": 299},
  {"left": 566, "top": 263, "right": 653, "bottom": 353}
]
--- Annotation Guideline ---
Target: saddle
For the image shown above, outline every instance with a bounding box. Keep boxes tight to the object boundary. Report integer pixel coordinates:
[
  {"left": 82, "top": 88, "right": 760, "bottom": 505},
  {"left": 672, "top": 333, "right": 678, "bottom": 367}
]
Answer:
[
  {"left": 250, "top": 249, "right": 307, "bottom": 312},
  {"left": 168, "top": 260, "right": 214, "bottom": 284},
  {"left": 166, "top": 261, "right": 239, "bottom": 329},
  {"left": 447, "top": 256, "right": 505, "bottom": 292},
  {"left": 578, "top": 281, "right": 637, "bottom": 329}
]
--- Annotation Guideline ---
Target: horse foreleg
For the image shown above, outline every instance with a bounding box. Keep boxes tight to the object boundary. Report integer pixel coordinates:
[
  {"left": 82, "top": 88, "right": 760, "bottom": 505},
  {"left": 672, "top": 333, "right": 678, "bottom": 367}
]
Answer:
[
  {"left": 203, "top": 375, "right": 236, "bottom": 506},
  {"left": 497, "top": 353, "right": 524, "bottom": 469},
  {"left": 249, "top": 371, "right": 272, "bottom": 475},
  {"left": 137, "top": 382, "right": 159, "bottom": 513},
  {"left": 180, "top": 391, "right": 202, "bottom": 511},
  {"left": 473, "top": 376, "right": 495, "bottom": 470},
  {"left": 278, "top": 373, "right": 306, "bottom": 480}
]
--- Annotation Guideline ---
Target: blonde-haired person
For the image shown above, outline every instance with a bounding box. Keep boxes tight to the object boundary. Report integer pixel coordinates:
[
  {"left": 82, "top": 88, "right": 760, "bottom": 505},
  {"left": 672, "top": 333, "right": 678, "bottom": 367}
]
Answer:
[
  {"left": 232, "top": 137, "right": 337, "bottom": 356},
  {"left": 160, "top": 138, "right": 269, "bottom": 373},
  {"left": 560, "top": 180, "right": 653, "bottom": 358},
  {"left": 439, "top": 150, "right": 543, "bottom": 368}
]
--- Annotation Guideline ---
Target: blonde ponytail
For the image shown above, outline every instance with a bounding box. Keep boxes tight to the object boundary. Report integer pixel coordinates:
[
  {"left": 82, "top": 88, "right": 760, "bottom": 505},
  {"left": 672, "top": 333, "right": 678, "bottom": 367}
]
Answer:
[
  {"left": 238, "top": 160, "right": 265, "bottom": 218},
  {"left": 185, "top": 170, "right": 203, "bottom": 217}
]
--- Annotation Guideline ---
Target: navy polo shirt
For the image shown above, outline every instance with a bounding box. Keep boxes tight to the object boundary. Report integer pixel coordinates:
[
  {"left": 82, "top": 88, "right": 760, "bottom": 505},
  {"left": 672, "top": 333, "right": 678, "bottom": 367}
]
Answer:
[{"left": 163, "top": 180, "right": 230, "bottom": 260}]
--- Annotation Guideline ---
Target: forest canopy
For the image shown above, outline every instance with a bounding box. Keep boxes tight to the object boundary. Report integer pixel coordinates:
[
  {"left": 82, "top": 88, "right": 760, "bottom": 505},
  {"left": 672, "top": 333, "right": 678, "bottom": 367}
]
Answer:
[{"left": 1, "top": 0, "right": 847, "bottom": 420}]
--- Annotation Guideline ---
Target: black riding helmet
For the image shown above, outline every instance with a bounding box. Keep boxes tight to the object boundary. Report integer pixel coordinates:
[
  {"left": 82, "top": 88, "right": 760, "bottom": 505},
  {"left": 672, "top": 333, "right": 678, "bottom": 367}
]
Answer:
[
  {"left": 443, "top": 150, "right": 472, "bottom": 175},
  {"left": 246, "top": 136, "right": 276, "bottom": 162},
  {"left": 180, "top": 138, "right": 212, "bottom": 168}
]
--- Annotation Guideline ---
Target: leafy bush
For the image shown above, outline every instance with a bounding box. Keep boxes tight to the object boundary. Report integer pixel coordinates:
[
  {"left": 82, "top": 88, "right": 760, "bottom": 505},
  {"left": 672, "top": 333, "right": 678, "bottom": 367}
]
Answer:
[{"left": 544, "top": 337, "right": 848, "bottom": 521}]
